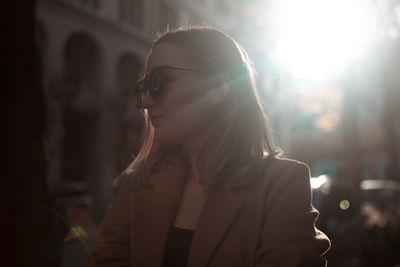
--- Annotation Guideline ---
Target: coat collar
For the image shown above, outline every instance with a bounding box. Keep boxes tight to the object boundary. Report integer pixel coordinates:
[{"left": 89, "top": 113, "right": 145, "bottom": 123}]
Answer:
[{"left": 128, "top": 163, "right": 245, "bottom": 267}]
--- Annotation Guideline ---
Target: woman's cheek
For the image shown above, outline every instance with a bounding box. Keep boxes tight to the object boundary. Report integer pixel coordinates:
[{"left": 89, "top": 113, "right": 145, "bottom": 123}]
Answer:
[
  {"left": 152, "top": 114, "right": 186, "bottom": 144},
  {"left": 153, "top": 111, "right": 206, "bottom": 145}
]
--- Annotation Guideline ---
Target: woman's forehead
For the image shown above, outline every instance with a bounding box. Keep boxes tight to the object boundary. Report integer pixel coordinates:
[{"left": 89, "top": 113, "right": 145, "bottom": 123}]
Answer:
[{"left": 145, "top": 42, "right": 192, "bottom": 74}]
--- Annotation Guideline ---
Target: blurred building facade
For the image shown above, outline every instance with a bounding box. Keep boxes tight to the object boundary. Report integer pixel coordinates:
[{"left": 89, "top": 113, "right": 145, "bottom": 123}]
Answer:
[{"left": 37, "top": 0, "right": 146, "bottom": 223}]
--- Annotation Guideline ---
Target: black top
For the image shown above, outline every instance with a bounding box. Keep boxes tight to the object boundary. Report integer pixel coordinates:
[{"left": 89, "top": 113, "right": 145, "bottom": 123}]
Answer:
[{"left": 162, "top": 227, "right": 194, "bottom": 267}]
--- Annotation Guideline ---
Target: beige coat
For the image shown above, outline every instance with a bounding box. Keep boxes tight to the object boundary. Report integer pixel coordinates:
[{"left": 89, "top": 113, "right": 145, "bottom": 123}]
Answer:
[{"left": 90, "top": 157, "right": 330, "bottom": 267}]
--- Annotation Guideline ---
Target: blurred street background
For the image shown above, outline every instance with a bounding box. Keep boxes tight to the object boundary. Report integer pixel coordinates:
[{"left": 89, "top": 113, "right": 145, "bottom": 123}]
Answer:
[{"left": 3, "top": 0, "right": 400, "bottom": 266}]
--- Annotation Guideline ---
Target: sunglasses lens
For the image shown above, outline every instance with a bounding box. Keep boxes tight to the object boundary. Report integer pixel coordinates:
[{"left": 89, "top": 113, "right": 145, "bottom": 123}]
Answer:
[{"left": 150, "top": 68, "right": 163, "bottom": 98}]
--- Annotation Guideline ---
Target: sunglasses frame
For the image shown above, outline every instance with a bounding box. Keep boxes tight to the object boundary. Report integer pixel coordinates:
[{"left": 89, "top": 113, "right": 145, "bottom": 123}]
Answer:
[{"left": 134, "top": 65, "right": 198, "bottom": 109}]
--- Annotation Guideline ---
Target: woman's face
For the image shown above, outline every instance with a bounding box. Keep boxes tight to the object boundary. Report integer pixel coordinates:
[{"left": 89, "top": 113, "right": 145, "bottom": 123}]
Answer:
[{"left": 141, "top": 42, "right": 213, "bottom": 145}]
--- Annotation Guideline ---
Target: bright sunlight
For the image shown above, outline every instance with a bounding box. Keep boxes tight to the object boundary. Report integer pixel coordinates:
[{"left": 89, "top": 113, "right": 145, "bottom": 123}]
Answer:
[{"left": 271, "top": 0, "right": 378, "bottom": 80}]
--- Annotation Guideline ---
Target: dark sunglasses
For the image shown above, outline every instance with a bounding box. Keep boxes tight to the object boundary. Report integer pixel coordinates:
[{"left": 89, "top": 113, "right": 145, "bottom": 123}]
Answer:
[{"left": 134, "top": 65, "right": 198, "bottom": 108}]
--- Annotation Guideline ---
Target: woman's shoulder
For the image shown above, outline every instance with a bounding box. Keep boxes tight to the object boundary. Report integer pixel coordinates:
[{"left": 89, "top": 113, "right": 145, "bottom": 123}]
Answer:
[
  {"left": 255, "top": 156, "right": 311, "bottom": 187},
  {"left": 256, "top": 156, "right": 314, "bottom": 216},
  {"left": 226, "top": 156, "right": 310, "bottom": 190},
  {"left": 262, "top": 156, "right": 310, "bottom": 174}
]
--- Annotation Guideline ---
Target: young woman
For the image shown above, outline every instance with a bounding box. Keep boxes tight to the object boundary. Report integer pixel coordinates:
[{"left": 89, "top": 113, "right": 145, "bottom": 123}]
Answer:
[{"left": 90, "top": 26, "right": 330, "bottom": 267}]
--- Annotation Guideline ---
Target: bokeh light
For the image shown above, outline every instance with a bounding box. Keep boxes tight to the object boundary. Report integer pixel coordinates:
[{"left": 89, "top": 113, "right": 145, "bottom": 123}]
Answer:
[{"left": 339, "top": 199, "right": 350, "bottom": 210}]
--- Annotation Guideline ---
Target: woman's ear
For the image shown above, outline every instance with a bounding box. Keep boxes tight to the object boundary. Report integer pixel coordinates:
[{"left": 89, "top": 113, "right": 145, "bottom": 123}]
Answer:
[{"left": 210, "top": 74, "right": 231, "bottom": 105}]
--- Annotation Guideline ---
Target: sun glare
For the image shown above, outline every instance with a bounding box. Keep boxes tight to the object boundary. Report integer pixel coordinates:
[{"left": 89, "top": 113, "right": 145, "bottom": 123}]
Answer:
[{"left": 271, "top": 0, "right": 377, "bottom": 80}]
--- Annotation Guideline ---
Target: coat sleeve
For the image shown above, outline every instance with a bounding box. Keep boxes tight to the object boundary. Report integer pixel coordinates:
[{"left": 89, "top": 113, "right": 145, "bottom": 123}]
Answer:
[
  {"left": 254, "top": 162, "right": 331, "bottom": 267},
  {"left": 90, "top": 179, "right": 131, "bottom": 267}
]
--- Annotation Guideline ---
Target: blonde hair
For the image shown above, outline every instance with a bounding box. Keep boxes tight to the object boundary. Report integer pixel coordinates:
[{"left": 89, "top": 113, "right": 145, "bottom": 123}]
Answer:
[{"left": 119, "top": 26, "right": 278, "bottom": 189}]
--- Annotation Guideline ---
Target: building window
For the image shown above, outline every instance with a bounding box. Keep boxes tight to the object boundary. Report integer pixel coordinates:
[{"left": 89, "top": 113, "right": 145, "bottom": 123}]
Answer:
[
  {"left": 64, "top": 33, "right": 102, "bottom": 85},
  {"left": 119, "top": 0, "right": 144, "bottom": 29}
]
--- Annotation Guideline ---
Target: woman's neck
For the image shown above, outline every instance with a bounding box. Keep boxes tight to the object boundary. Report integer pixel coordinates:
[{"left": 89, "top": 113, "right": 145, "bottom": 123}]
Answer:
[{"left": 181, "top": 127, "right": 211, "bottom": 184}]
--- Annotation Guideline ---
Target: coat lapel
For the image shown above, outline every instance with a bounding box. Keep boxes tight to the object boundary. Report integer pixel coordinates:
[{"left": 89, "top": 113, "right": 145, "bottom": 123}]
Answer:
[
  {"left": 187, "top": 185, "right": 242, "bottom": 267},
  {"left": 129, "top": 165, "right": 186, "bottom": 267}
]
